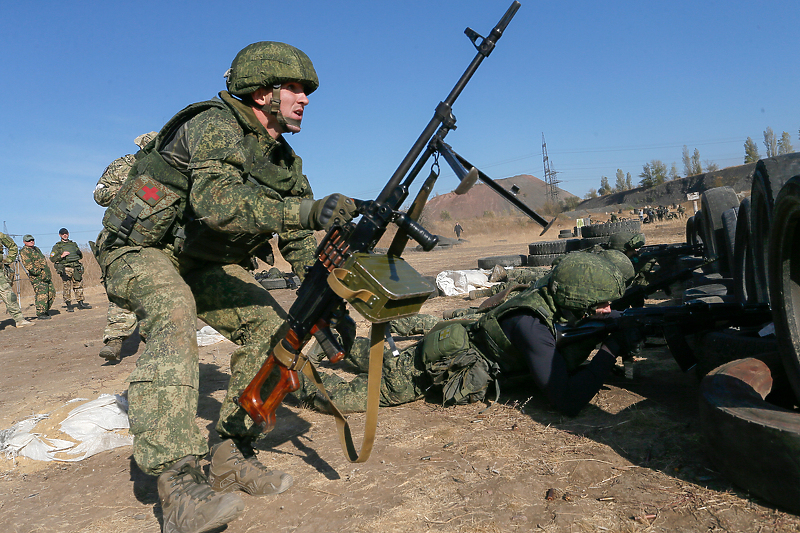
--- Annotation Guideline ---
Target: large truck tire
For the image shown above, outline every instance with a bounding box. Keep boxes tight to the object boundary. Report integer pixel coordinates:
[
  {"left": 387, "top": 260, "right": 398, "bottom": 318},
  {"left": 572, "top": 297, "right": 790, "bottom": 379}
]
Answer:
[
  {"left": 720, "top": 207, "right": 738, "bottom": 279},
  {"left": 768, "top": 175, "right": 800, "bottom": 401},
  {"left": 699, "top": 358, "right": 800, "bottom": 514},
  {"left": 700, "top": 187, "right": 739, "bottom": 276},
  {"left": 733, "top": 197, "right": 759, "bottom": 304},
  {"left": 750, "top": 153, "right": 800, "bottom": 303}
]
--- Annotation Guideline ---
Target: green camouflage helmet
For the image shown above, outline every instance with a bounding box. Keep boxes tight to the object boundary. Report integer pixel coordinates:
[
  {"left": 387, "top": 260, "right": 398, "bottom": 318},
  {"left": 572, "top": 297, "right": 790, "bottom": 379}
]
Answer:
[
  {"left": 596, "top": 249, "right": 635, "bottom": 284},
  {"left": 608, "top": 231, "right": 646, "bottom": 252},
  {"left": 549, "top": 252, "right": 625, "bottom": 313},
  {"left": 225, "top": 41, "right": 319, "bottom": 97}
]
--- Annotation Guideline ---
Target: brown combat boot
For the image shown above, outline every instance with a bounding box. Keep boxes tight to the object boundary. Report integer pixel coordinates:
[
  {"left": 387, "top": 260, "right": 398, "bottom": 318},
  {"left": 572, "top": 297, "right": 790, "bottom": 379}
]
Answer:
[
  {"left": 158, "top": 455, "right": 244, "bottom": 533},
  {"left": 99, "top": 338, "right": 123, "bottom": 361},
  {"left": 208, "top": 439, "right": 293, "bottom": 496}
]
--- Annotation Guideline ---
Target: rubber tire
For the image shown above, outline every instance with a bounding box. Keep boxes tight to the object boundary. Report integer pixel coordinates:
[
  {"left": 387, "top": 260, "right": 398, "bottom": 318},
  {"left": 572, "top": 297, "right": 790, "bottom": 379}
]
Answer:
[
  {"left": 689, "top": 328, "right": 779, "bottom": 378},
  {"left": 578, "top": 236, "right": 610, "bottom": 249},
  {"left": 733, "top": 197, "right": 758, "bottom": 304},
  {"left": 477, "top": 255, "right": 526, "bottom": 269},
  {"left": 750, "top": 153, "right": 800, "bottom": 303},
  {"left": 699, "top": 357, "right": 800, "bottom": 515},
  {"left": 528, "top": 239, "right": 581, "bottom": 255},
  {"left": 769, "top": 175, "right": 800, "bottom": 401},
  {"left": 686, "top": 215, "right": 697, "bottom": 246},
  {"left": 700, "top": 187, "right": 740, "bottom": 276},
  {"left": 526, "top": 253, "right": 563, "bottom": 267},
  {"left": 720, "top": 207, "right": 738, "bottom": 279}
]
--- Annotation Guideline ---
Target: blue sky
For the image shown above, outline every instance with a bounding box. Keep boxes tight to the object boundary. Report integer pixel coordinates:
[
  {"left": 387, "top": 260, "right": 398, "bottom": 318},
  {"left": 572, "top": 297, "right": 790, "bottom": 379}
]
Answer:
[{"left": 2, "top": 0, "right": 798, "bottom": 246}]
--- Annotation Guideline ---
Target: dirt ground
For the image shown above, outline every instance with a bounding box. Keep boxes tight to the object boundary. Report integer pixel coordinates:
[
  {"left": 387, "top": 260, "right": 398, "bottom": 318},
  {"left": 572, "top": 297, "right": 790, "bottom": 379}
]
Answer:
[{"left": 2, "top": 216, "right": 798, "bottom": 533}]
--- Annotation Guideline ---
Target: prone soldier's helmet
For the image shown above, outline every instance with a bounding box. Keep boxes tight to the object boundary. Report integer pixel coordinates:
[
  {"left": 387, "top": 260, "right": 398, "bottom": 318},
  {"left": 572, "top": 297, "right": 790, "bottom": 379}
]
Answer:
[
  {"left": 596, "top": 249, "right": 635, "bottom": 285},
  {"left": 549, "top": 252, "right": 625, "bottom": 316},
  {"left": 608, "top": 231, "right": 645, "bottom": 253},
  {"left": 225, "top": 41, "right": 319, "bottom": 132}
]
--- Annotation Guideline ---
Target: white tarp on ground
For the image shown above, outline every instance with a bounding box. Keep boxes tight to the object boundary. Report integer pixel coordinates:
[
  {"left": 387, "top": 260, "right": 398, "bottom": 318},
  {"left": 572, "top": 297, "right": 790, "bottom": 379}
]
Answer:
[
  {"left": 0, "top": 394, "right": 133, "bottom": 462},
  {"left": 436, "top": 269, "right": 499, "bottom": 296},
  {"left": 197, "top": 325, "right": 226, "bottom": 347}
]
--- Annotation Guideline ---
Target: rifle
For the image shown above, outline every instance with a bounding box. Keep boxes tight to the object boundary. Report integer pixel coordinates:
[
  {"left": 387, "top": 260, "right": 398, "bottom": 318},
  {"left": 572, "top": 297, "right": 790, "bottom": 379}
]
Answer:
[
  {"left": 238, "top": 2, "right": 522, "bottom": 463},
  {"left": 611, "top": 258, "right": 716, "bottom": 310},
  {"left": 635, "top": 242, "right": 703, "bottom": 266},
  {"left": 555, "top": 301, "right": 773, "bottom": 372}
]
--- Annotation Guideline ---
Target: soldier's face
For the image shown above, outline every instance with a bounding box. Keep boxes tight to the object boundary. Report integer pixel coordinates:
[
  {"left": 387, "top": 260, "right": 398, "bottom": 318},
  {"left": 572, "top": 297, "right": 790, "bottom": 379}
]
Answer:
[
  {"left": 278, "top": 81, "right": 309, "bottom": 133},
  {"left": 60, "top": 233, "right": 69, "bottom": 241},
  {"left": 24, "top": 240, "right": 34, "bottom": 247}
]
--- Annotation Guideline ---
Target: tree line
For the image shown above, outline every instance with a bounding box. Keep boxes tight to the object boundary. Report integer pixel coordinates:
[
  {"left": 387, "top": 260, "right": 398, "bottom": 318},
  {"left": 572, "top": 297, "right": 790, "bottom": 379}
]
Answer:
[{"left": 585, "top": 127, "right": 797, "bottom": 199}]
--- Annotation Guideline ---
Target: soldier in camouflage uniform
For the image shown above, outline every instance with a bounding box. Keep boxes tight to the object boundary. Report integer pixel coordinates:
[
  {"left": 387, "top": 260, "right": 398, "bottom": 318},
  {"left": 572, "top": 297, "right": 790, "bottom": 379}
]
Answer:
[
  {"left": 19, "top": 235, "right": 55, "bottom": 319},
  {"left": 0, "top": 232, "right": 34, "bottom": 327},
  {"left": 296, "top": 253, "right": 637, "bottom": 418},
  {"left": 95, "top": 42, "right": 358, "bottom": 533},
  {"left": 94, "top": 132, "right": 157, "bottom": 361},
  {"left": 49, "top": 228, "right": 92, "bottom": 311}
]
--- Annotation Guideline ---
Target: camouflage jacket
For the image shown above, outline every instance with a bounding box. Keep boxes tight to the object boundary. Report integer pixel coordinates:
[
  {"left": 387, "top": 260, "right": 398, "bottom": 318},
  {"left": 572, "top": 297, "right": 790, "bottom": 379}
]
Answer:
[
  {"left": 100, "top": 91, "right": 316, "bottom": 276},
  {"left": 0, "top": 231, "right": 18, "bottom": 265},
  {"left": 50, "top": 239, "right": 83, "bottom": 266},
  {"left": 468, "top": 285, "right": 562, "bottom": 373},
  {"left": 20, "top": 245, "right": 51, "bottom": 280},
  {"left": 95, "top": 154, "right": 136, "bottom": 207}
]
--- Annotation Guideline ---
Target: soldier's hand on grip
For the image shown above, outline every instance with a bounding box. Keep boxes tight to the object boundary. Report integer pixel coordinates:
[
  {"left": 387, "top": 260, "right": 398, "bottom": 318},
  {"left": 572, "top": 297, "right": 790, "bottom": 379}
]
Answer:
[
  {"left": 603, "top": 327, "right": 644, "bottom": 361},
  {"left": 300, "top": 194, "right": 358, "bottom": 231}
]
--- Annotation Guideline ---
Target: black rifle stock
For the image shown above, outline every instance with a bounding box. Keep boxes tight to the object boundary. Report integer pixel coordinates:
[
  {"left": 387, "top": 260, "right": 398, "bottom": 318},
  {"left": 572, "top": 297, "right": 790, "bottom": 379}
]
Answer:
[
  {"left": 555, "top": 301, "right": 772, "bottom": 372},
  {"left": 239, "top": 3, "right": 522, "bottom": 453}
]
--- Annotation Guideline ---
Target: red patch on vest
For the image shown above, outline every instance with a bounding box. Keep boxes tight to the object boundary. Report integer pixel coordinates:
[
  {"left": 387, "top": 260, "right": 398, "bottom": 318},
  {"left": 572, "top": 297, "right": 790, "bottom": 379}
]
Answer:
[{"left": 137, "top": 185, "right": 162, "bottom": 206}]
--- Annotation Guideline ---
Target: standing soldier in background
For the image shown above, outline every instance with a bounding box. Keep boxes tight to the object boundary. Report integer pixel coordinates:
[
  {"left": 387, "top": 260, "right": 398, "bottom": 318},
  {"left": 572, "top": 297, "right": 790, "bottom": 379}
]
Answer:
[
  {"left": 19, "top": 235, "right": 55, "bottom": 319},
  {"left": 93, "top": 132, "right": 156, "bottom": 361},
  {"left": 453, "top": 221, "right": 464, "bottom": 239},
  {"left": 0, "top": 231, "right": 34, "bottom": 327},
  {"left": 50, "top": 228, "right": 92, "bottom": 312}
]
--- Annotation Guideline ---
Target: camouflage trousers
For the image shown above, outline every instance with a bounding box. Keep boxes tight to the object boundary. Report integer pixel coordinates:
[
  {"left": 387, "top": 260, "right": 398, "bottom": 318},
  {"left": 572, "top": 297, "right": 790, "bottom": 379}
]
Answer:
[
  {"left": 103, "top": 301, "right": 137, "bottom": 342},
  {"left": 29, "top": 275, "right": 55, "bottom": 315},
  {"left": 295, "top": 333, "right": 429, "bottom": 413},
  {"left": 104, "top": 246, "right": 288, "bottom": 475},
  {"left": 60, "top": 265, "right": 84, "bottom": 304},
  {"left": 293, "top": 314, "right": 442, "bottom": 413},
  {"left": 0, "top": 270, "right": 23, "bottom": 322}
]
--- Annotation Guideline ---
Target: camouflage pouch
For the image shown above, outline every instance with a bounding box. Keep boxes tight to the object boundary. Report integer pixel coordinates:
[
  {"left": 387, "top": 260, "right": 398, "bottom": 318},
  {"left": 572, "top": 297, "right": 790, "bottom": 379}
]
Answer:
[
  {"left": 102, "top": 172, "right": 184, "bottom": 249},
  {"left": 426, "top": 347, "right": 499, "bottom": 405},
  {"left": 72, "top": 263, "right": 83, "bottom": 282},
  {"left": 421, "top": 322, "right": 470, "bottom": 364}
]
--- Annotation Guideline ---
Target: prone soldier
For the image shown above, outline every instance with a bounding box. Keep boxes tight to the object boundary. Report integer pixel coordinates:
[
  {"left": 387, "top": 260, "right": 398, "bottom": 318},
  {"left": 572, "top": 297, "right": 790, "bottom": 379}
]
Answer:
[{"left": 295, "top": 252, "right": 636, "bottom": 417}]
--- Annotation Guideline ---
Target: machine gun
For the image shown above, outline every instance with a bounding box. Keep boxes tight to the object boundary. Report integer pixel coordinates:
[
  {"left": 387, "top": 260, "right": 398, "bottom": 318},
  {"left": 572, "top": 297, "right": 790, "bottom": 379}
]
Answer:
[
  {"left": 555, "top": 301, "right": 773, "bottom": 372},
  {"left": 238, "top": 2, "right": 523, "bottom": 463},
  {"left": 635, "top": 242, "right": 704, "bottom": 266}
]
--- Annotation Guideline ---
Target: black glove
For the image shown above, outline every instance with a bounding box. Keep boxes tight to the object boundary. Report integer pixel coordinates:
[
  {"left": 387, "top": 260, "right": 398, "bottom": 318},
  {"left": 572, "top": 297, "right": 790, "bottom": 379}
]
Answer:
[
  {"left": 603, "top": 327, "right": 644, "bottom": 360},
  {"left": 300, "top": 194, "right": 358, "bottom": 231}
]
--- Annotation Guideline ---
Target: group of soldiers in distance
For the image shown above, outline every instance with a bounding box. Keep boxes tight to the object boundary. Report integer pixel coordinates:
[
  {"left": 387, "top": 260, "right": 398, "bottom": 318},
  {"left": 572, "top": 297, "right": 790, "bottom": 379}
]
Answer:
[
  {"left": 605, "top": 203, "right": 686, "bottom": 224},
  {"left": 0, "top": 134, "right": 154, "bottom": 361},
  {"left": 0, "top": 227, "right": 92, "bottom": 329}
]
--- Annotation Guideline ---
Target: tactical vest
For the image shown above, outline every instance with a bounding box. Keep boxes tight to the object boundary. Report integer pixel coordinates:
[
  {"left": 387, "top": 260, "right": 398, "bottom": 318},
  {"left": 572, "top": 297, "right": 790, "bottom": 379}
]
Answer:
[
  {"left": 469, "top": 286, "right": 559, "bottom": 373},
  {"left": 57, "top": 241, "right": 82, "bottom": 265},
  {"left": 101, "top": 96, "right": 309, "bottom": 264}
]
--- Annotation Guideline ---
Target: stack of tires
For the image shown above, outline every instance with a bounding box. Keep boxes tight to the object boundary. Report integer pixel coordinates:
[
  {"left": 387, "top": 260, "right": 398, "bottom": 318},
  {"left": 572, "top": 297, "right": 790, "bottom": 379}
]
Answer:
[
  {"left": 693, "top": 153, "right": 800, "bottom": 515},
  {"left": 477, "top": 219, "right": 644, "bottom": 270}
]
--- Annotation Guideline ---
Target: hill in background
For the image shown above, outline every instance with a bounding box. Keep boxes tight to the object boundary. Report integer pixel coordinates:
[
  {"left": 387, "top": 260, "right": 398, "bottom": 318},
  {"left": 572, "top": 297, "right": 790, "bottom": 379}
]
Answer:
[{"left": 421, "top": 174, "right": 576, "bottom": 222}]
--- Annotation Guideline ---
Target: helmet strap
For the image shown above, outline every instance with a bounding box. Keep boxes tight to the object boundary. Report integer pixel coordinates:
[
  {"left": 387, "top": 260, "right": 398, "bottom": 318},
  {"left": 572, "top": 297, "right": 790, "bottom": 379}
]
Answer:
[{"left": 264, "top": 83, "right": 301, "bottom": 134}]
